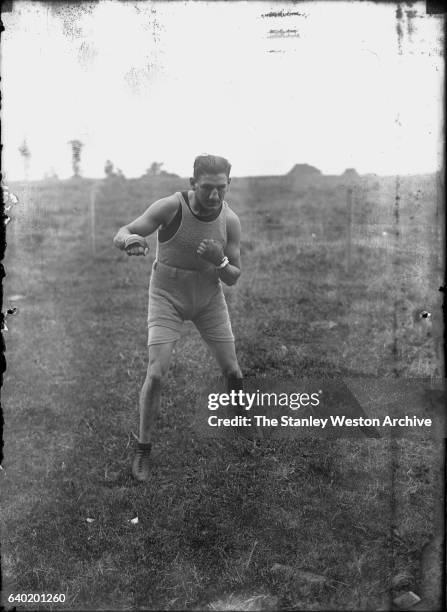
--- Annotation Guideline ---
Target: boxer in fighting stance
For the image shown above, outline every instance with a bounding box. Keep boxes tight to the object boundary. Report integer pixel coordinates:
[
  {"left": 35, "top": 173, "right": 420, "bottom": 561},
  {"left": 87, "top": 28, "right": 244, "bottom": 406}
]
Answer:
[{"left": 114, "top": 155, "right": 245, "bottom": 481}]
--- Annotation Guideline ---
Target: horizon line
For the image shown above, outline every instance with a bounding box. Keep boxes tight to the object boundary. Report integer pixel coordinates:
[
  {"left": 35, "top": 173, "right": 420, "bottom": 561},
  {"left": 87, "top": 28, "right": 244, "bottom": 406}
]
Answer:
[{"left": 4, "top": 170, "right": 442, "bottom": 184}]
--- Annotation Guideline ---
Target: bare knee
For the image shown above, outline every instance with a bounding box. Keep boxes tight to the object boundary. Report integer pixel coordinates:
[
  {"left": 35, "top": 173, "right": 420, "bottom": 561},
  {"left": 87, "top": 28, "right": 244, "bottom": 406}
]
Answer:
[
  {"left": 144, "top": 363, "right": 168, "bottom": 388},
  {"left": 224, "top": 365, "right": 242, "bottom": 380}
]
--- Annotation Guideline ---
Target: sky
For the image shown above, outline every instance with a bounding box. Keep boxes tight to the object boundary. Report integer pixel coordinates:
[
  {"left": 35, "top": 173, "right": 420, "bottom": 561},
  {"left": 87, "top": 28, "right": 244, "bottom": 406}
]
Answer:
[{"left": 1, "top": 1, "right": 444, "bottom": 180}]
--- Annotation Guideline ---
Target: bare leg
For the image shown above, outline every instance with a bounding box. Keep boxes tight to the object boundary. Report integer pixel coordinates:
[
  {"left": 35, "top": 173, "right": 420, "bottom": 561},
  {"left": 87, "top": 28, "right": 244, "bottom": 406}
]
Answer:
[
  {"left": 139, "top": 341, "right": 176, "bottom": 443},
  {"left": 205, "top": 340, "right": 262, "bottom": 443},
  {"left": 205, "top": 339, "right": 242, "bottom": 381}
]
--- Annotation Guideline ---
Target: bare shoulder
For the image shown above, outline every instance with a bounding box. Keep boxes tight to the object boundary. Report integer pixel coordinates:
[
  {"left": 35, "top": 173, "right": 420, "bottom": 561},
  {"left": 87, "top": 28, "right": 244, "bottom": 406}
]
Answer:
[
  {"left": 225, "top": 205, "right": 241, "bottom": 234},
  {"left": 153, "top": 192, "right": 180, "bottom": 214},
  {"left": 150, "top": 192, "right": 181, "bottom": 226}
]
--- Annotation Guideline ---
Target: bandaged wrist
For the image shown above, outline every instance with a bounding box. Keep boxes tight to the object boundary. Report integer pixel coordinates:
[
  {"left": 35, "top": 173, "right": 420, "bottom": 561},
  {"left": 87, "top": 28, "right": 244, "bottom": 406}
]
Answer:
[
  {"left": 124, "top": 234, "right": 147, "bottom": 249},
  {"left": 216, "top": 256, "right": 229, "bottom": 269}
]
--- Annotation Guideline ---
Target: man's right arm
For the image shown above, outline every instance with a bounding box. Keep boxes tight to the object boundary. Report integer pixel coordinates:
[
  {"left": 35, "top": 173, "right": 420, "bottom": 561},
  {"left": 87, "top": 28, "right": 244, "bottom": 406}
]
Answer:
[{"left": 113, "top": 195, "right": 180, "bottom": 251}]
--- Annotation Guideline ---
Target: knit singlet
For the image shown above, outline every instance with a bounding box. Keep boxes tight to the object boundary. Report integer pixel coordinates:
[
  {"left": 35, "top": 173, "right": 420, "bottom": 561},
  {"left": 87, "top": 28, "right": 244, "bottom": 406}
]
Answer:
[{"left": 156, "top": 191, "right": 228, "bottom": 271}]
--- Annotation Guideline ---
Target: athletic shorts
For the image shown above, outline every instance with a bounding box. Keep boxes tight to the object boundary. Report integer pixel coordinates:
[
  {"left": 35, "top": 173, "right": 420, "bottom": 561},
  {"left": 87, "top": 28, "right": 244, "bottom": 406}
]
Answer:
[{"left": 147, "top": 260, "right": 235, "bottom": 346}]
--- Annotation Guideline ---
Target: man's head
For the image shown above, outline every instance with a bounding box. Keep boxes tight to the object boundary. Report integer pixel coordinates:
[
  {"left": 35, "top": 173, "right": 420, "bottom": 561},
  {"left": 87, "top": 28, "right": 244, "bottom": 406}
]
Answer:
[
  {"left": 193, "top": 155, "right": 231, "bottom": 180},
  {"left": 190, "top": 155, "right": 232, "bottom": 212}
]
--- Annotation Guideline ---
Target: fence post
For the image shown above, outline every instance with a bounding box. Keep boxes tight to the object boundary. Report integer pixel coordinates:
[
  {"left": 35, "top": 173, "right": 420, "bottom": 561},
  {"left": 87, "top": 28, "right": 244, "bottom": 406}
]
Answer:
[
  {"left": 346, "top": 187, "right": 353, "bottom": 273},
  {"left": 90, "top": 183, "right": 98, "bottom": 255}
]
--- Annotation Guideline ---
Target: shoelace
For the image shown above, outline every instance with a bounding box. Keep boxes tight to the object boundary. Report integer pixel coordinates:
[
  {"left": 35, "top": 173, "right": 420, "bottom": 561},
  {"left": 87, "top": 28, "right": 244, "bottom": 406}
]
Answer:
[{"left": 135, "top": 448, "right": 151, "bottom": 467}]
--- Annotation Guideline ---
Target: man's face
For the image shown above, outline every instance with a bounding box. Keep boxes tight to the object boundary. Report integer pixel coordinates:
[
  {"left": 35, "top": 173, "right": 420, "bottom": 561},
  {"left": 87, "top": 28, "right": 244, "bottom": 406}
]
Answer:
[{"left": 191, "top": 173, "right": 230, "bottom": 213}]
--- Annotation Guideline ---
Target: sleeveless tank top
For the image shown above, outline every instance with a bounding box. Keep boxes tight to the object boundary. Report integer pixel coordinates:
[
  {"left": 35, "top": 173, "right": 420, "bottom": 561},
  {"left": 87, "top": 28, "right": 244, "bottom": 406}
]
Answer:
[{"left": 156, "top": 191, "right": 228, "bottom": 271}]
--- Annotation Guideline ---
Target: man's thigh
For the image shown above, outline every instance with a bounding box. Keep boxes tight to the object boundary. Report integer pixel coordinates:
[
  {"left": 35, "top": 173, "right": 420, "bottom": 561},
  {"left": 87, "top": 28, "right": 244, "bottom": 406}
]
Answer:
[
  {"left": 193, "top": 288, "right": 234, "bottom": 344},
  {"left": 147, "top": 341, "right": 177, "bottom": 378},
  {"left": 205, "top": 339, "right": 241, "bottom": 376},
  {"left": 148, "top": 324, "right": 182, "bottom": 347},
  {"left": 148, "top": 271, "right": 186, "bottom": 346}
]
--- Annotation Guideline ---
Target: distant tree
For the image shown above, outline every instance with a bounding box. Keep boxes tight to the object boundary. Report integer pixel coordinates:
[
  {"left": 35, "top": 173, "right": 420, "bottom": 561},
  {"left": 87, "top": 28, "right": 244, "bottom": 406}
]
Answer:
[
  {"left": 18, "top": 140, "right": 31, "bottom": 180},
  {"left": 68, "top": 139, "right": 84, "bottom": 178},
  {"left": 146, "top": 161, "right": 164, "bottom": 176},
  {"left": 342, "top": 168, "right": 359, "bottom": 179},
  {"left": 104, "top": 159, "right": 115, "bottom": 178},
  {"left": 160, "top": 170, "right": 180, "bottom": 178},
  {"left": 116, "top": 168, "right": 125, "bottom": 179}
]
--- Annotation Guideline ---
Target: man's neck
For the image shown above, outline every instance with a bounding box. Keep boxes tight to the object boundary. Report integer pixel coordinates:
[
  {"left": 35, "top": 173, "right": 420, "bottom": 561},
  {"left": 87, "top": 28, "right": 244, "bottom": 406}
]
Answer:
[{"left": 190, "top": 191, "right": 219, "bottom": 218}]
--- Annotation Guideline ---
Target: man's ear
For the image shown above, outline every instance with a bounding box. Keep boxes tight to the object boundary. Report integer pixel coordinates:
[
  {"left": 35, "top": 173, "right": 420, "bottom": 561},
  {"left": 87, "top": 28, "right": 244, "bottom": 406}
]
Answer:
[
  {"left": 227, "top": 177, "right": 231, "bottom": 185},
  {"left": 189, "top": 177, "right": 196, "bottom": 189}
]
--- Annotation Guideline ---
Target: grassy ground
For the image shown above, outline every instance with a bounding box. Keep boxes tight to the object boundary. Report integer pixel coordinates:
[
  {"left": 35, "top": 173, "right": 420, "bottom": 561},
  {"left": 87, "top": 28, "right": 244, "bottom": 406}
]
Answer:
[{"left": 1, "top": 174, "right": 444, "bottom": 610}]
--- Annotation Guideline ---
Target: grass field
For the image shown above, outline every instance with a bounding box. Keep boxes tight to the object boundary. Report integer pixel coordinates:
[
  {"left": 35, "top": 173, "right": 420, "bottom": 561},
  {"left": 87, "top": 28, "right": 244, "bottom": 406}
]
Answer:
[{"left": 1, "top": 172, "right": 444, "bottom": 611}]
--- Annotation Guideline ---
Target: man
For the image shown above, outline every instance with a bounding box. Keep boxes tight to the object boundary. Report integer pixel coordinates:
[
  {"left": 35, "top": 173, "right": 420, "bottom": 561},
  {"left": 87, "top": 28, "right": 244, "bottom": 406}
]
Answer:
[{"left": 113, "top": 154, "right": 244, "bottom": 481}]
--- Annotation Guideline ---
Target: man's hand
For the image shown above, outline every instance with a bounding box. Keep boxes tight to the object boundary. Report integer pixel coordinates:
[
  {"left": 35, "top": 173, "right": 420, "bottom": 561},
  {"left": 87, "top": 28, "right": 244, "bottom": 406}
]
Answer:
[
  {"left": 126, "top": 244, "right": 147, "bottom": 256},
  {"left": 125, "top": 234, "right": 149, "bottom": 257},
  {"left": 113, "top": 227, "right": 129, "bottom": 250},
  {"left": 196, "top": 239, "right": 225, "bottom": 266}
]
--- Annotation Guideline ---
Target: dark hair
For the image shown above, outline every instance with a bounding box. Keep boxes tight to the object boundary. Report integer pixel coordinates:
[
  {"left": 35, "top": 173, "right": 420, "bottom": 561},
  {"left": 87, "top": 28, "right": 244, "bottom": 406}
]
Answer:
[{"left": 193, "top": 154, "right": 232, "bottom": 179}]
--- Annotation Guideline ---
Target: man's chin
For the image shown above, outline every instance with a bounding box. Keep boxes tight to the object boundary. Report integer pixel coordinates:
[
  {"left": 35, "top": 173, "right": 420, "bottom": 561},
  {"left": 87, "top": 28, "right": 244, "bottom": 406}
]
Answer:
[{"left": 203, "top": 203, "right": 220, "bottom": 213}]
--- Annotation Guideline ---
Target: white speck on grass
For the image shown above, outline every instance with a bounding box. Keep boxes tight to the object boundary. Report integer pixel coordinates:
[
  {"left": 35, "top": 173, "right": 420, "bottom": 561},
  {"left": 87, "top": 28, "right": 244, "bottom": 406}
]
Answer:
[{"left": 208, "top": 593, "right": 278, "bottom": 611}]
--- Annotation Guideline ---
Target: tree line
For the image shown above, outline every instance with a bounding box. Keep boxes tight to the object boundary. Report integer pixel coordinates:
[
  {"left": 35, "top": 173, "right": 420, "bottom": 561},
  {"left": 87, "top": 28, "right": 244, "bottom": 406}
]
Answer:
[{"left": 18, "top": 139, "right": 178, "bottom": 180}]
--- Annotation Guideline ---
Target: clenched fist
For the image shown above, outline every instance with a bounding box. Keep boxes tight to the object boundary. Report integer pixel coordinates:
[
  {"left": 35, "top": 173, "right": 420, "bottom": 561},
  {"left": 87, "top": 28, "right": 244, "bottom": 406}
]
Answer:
[
  {"left": 125, "top": 234, "right": 148, "bottom": 256},
  {"left": 196, "top": 239, "right": 225, "bottom": 266},
  {"left": 126, "top": 244, "right": 147, "bottom": 256}
]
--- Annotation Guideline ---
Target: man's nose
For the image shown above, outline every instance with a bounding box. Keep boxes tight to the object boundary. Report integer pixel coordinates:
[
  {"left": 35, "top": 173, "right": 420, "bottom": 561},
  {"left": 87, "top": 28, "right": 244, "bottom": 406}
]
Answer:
[{"left": 209, "top": 188, "right": 219, "bottom": 199}]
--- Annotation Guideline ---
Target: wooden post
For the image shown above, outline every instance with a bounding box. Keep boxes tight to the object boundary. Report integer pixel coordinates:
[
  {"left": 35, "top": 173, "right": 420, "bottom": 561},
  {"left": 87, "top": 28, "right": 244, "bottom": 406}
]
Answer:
[
  {"left": 346, "top": 187, "right": 353, "bottom": 273},
  {"left": 90, "top": 183, "right": 98, "bottom": 255}
]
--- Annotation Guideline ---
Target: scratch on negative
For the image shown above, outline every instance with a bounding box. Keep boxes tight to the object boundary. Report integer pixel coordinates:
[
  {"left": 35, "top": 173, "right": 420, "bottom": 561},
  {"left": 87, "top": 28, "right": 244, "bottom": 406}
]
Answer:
[{"left": 267, "top": 29, "right": 300, "bottom": 39}]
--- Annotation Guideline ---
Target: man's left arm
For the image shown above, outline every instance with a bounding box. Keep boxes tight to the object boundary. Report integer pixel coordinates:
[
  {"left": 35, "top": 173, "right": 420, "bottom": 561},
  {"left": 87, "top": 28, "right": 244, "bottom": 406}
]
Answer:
[
  {"left": 196, "top": 211, "right": 241, "bottom": 286},
  {"left": 219, "top": 211, "right": 241, "bottom": 286}
]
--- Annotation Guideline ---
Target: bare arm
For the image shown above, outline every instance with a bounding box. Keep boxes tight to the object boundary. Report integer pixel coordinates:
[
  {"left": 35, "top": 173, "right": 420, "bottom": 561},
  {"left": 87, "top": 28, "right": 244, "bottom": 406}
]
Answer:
[
  {"left": 113, "top": 195, "right": 180, "bottom": 252},
  {"left": 196, "top": 209, "right": 242, "bottom": 286},
  {"left": 219, "top": 210, "right": 241, "bottom": 286}
]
